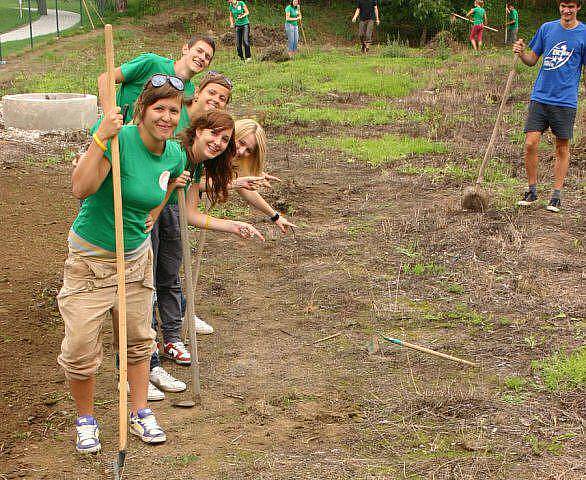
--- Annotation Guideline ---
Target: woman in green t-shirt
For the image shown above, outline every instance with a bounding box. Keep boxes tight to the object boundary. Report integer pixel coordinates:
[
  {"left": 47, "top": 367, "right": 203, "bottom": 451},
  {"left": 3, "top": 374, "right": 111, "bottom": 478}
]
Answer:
[
  {"left": 228, "top": 0, "right": 252, "bottom": 61},
  {"left": 58, "top": 76, "right": 187, "bottom": 454},
  {"left": 285, "top": 0, "right": 302, "bottom": 57}
]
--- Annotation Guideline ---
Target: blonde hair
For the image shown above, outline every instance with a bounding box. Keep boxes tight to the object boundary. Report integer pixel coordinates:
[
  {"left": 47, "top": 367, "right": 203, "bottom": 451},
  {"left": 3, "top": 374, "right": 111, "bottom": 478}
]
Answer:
[{"left": 234, "top": 119, "right": 267, "bottom": 176}]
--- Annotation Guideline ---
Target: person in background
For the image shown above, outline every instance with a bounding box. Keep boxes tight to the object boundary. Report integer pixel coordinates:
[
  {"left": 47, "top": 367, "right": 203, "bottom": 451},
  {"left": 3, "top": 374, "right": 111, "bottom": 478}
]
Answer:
[
  {"left": 285, "top": 0, "right": 302, "bottom": 58},
  {"left": 506, "top": 3, "right": 519, "bottom": 45},
  {"left": 466, "top": 0, "right": 487, "bottom": 51},
  {"left": 228, "top": 0, "right": 252, "bottom": 62},
  {"left": 352, "top": 0, "right": 380, "bottom": 54}
]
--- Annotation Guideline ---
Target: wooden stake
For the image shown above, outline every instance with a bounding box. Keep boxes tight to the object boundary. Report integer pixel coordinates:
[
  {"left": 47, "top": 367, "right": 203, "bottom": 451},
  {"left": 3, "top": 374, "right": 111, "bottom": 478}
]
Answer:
[
  {"left": 104, "top": 24, "right": 127, "bottom": 478},
  {"left": 177, "top": 189, "right": 201, "bottom": 403}
]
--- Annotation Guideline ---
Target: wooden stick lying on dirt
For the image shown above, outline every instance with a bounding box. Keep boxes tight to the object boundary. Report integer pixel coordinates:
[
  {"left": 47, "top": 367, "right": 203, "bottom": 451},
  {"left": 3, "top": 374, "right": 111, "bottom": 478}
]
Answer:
[
  {"left": 310, "top": 332, "right": 342, "bottom": 345},
  {"left": 379, "top": 334, "right": 477, "bottom": 367},
  {"left": 450, "top": 12, "right": 499, "bottom": 32}
]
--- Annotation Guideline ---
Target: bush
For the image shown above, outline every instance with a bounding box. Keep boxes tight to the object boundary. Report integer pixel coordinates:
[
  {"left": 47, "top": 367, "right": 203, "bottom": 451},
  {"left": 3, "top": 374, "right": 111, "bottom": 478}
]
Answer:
[{"left": 381, "top": 35, "right": 411, "bottom": 58}]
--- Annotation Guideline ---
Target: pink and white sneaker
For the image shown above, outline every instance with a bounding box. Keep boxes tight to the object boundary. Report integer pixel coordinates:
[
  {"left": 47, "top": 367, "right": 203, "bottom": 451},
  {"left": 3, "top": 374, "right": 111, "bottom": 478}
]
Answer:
[{"left": 162, "top": 341, "right": 191, "bottom": 365}]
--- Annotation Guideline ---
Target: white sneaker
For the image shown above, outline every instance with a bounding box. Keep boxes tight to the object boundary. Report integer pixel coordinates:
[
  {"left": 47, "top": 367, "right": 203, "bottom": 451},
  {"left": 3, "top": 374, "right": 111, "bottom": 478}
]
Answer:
[
  {"left": 150, "top": 366, "right": 186, "bottom": 393},
  {"left": 119, "top": 381, "right": 165, "bottom": 401},
  {"left": 147, "top": 381, "right": 165, "bottom": 401},
  {"left": 194, "top": 314, "right": 214, "bottom": 334}
]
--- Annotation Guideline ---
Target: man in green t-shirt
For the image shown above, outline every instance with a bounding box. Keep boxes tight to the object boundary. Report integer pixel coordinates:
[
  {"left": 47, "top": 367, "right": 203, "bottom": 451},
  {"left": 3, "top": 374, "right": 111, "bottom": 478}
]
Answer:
[
  {"left": 96, "top": 35, "right": 215, "bottom": 131},
  {"left": 466, "top": 0, "right": 488, "bottom": 51},
  {"left": 506, "top": 3, "right": 519, "bottom": 45}
]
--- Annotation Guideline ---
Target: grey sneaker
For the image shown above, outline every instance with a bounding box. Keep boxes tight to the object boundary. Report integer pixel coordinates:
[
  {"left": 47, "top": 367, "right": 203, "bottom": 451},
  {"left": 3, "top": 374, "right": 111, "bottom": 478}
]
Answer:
[
  {"left": 546, "top": 197, "right": 561, "bottom": 213},
  {"left": 517, "top": 190, "right": 538, "bottom": 206}
]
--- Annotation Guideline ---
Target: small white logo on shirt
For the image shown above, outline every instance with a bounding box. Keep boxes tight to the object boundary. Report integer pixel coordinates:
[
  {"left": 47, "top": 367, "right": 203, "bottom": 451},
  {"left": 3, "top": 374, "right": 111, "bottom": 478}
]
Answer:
[
  {"left": 543, "top": 41, "right": 574, "bottom": 70},
  {"left": 159, "top": 171, "right": 170, "bottom": 191}
]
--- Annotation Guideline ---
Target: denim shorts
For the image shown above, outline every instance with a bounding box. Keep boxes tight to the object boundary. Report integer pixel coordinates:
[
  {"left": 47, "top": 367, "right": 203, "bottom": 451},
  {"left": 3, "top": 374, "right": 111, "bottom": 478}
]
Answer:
[{"left": 524, "top": 100, "right": 577, "bottom": 139}]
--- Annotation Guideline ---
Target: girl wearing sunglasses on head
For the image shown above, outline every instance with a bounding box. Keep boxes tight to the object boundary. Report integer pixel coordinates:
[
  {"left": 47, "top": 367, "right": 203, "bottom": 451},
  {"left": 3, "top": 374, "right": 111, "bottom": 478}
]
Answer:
[{"left": 58, "top": 77, "right": 187, "bottom": 454}]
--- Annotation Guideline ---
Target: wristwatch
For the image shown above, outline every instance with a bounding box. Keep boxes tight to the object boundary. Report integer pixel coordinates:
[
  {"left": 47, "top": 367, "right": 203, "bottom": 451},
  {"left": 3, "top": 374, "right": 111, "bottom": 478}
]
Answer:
[{"left": 270, "top": 212, "right": 280, "bottom": 222}]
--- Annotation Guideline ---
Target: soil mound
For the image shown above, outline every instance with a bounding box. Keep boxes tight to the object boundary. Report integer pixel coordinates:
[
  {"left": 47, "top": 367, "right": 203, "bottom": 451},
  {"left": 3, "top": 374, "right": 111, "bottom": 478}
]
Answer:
[
  {"left": 144, "top": 10, "right": 208, "bottom": 35},
  {"left": 425, "top": 30, "right": 460, "bottom": 52},
  {"left": 259, "top": 44, "right": 290, "bottom": 63}
]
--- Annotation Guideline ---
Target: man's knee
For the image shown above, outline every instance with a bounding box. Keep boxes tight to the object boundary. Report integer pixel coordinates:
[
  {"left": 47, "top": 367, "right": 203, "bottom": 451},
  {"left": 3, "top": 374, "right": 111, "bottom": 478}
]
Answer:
[{"left": 524, "top": 133, "right": 540, "bottom": 153}]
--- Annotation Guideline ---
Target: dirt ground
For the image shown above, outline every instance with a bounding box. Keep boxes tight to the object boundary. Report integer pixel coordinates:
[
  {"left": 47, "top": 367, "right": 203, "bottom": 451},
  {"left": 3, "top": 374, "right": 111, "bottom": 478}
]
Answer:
[{"left": 0, "top": 28, "right": 585, "bottom": 480}]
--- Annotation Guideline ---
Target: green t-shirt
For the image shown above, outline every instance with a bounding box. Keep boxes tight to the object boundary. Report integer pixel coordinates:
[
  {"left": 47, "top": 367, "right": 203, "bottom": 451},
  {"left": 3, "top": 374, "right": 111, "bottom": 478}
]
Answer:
[
  {"left": 167, "top": 153, "right": 204, "bottom": 205},
  {"left": 472, "top": 6, "right": 485, "bottom": 25},
  {"left": 229, "top": 1, "right": 249, "bottom": 27},
  {"left": 508, "top": 8, "right": 518, "bottom": 30},
  {"left": 118, "top": 53, "right": 195, "bottom": 132},
  {"left": 73, "top": 125, "right": 185, "bottom": 252},
  {"left": 285, "top": 5, "right": 299, "bottom": 26}
]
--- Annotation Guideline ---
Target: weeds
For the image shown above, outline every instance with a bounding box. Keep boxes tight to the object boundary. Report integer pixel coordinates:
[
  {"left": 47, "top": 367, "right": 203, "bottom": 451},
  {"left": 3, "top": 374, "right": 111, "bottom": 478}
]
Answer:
[
  {"left": 294, "top": 134, "right": 446, "bottom": 166},
  {"left": 532, "top": 347, "right": 586, "bottom": 392}
]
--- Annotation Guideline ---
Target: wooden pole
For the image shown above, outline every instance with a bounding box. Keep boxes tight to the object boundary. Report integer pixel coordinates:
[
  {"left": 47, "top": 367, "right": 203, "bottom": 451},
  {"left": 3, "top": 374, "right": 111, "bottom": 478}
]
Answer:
[
  {"left": 380, "top": 335, "right": 477, "bottom": 367},
  {"left": 450, "top": 12, "right": 499, "bottom": 32},
  {"left": 177, "top": 189, "right": 201, "bottom": 403},
  {"left": 104, "top": 24, "right": 128, "bottom": 478}
]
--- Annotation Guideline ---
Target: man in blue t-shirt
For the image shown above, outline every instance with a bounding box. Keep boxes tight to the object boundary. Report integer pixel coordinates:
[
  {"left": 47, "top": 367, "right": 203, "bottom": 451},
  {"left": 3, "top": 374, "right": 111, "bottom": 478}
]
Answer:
[{"left": 513, "top": 1, "right": 586, "bottom": 212}]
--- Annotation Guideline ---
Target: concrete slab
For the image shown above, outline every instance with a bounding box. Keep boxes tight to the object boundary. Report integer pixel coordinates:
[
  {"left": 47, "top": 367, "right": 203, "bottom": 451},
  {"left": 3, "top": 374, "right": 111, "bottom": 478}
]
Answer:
[{"left": 1, "top": 9, "right": 80, "bottom": 43}]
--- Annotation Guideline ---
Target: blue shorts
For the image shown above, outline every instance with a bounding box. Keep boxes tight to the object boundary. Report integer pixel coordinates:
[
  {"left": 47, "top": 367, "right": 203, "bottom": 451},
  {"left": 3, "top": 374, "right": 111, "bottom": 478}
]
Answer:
[{"left": 524, "top": 100, "right": 577, "bottom": 140}]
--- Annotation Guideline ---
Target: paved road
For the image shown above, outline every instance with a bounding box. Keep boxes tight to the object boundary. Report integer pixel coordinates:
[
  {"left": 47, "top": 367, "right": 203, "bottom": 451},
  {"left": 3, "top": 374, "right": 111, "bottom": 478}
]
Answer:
[{"left": 1, "top": 8, "right": 80, "bottom": 43}]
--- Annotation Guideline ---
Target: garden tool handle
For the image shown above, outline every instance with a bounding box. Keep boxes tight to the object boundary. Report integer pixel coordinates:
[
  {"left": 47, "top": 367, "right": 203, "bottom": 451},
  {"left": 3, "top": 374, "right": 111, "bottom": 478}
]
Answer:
[
  {"left": 476, "top": 55, "right": 519, "bottom": 186},
  {"left": 104, "top": 23, "right": 128, "bottom": 456}
]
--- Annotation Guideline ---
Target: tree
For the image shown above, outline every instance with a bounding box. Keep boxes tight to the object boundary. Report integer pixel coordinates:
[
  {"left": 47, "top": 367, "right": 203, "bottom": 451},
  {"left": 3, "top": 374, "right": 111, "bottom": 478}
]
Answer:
[{"left": 37, "top": 0, "right": 47, "bottom": 16}]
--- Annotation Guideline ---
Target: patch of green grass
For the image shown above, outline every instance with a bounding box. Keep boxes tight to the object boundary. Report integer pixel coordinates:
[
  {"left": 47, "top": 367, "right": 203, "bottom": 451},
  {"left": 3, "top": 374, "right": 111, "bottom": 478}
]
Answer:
[
  {"left": 163, "top": 453, "right": 200, "bottom": 466},
  {"left": 526, "top": 433, "right": 576, "bottom": 456},
  {"left": 205, "top": 203, "right": 249, "bottom": 220},
  {"left": 267, "top": 104, "right": 424, "bottom": 127},
  {"left": 403, "top": 262, "right": 445, "bottom": 276},
  {"left": 294, "top": 134, "right": 446, "bottom": 166},
  {"left": 504, "top": 376, "right": 527, "bottom": 392},
  {"left": 0, "top": 2, "right": 40, "bottom": 34},
  {"left": 532, "top": 347, "right": 586, "bottom": 392},
  {"left": 444, "top": 282, "right": 465, "bottom": 294},
  {"left": 502, "top": 393, "right": 524, "bottom": 405}
]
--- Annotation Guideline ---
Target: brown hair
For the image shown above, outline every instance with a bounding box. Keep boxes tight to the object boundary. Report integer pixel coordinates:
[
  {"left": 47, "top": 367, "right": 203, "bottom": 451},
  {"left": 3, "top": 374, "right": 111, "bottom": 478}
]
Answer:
[
  {"left": 132, "top": 79, "right": 183, "bottom": 124},
  {"left": 180, "top": 110, "right": 236, "bottom": 204},
  {"left": 186, "top": 35, "right": 216, "bottom": 55},
  {"left": 183, "top": 72, "right": 233, "bottom": 110}
]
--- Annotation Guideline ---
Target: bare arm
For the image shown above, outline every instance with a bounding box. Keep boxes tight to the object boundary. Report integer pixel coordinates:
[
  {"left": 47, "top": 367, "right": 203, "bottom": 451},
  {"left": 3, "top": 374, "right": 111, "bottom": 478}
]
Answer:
[
  {"left": 236, "top": 188, "right": 297, "bottom": 234},
  {"left": 240, "top": 4, "right": 249, "bottom": 18},
  {"left": 513, "top": 39, "right": 539, "bottom": 67},
  {"left": 229, "top": 11, "right": 235, "bottom": 27},
  {"left": 185, "top": 184, "right": 264, "bottom": 240},
  {"left": 352, "top": 8, "right": 360, "bottom": 22},
  {"left": 72, "top": 108, "right": 123, "bottom": 199},
  {"left": 466, "top": 8, "right": 474, "bottom": 17},
  {"left": 374, "top": 6, "right": 380, "bottom": 24},
  {"left": 97, "top": 67, "right": 125, "bottom": 110}
]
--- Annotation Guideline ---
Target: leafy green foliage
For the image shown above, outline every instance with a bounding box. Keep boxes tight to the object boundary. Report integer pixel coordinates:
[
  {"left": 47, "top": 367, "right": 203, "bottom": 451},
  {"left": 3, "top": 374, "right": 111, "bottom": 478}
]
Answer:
[{"left": 532, "top": 347, "right": 586, "bottom": 392}]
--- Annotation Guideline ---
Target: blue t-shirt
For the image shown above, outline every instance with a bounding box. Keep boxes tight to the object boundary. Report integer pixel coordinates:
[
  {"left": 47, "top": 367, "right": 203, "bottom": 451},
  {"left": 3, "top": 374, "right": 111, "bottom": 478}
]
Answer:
[{"left": 529, "top": 20, "right": 586, "bottom": 108}]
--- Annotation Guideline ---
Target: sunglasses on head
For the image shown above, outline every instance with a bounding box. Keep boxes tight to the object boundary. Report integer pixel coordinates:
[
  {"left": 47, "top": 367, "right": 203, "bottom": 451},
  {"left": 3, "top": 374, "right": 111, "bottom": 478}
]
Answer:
[
  {"left": 149, "top": 74, "right": 185, "bottom": 91},
  {"left": 204, "top": 70, "right": 233, "bottom": 89}
]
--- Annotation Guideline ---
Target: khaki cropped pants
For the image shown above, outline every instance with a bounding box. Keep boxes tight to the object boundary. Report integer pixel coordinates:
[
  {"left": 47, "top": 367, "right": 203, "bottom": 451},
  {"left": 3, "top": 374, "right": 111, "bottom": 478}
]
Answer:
[{"left": 57, "top": 246, "right": 156, "bottom": 381}]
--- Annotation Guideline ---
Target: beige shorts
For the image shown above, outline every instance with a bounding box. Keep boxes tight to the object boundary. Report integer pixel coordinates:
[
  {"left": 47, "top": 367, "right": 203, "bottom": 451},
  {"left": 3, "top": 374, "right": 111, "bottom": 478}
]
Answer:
[{"left": 57, "top": 246, "right": 156, "bottom": 381}]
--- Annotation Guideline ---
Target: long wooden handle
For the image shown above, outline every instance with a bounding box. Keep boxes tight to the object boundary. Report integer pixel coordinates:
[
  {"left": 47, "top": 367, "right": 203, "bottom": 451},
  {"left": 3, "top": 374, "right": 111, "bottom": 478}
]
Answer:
[
  {"left": 181, "top": 196, "right": 209, "bottom": 341},
  {"left": 104, "top": 24, "right": 127, "bottom": 453},
  {"left": 381, "top": 335, "right": 476, "bottom": 367},
  {"left": 476, "top": 55, "right": 519, "bottom": 185},
  {"left": 177, "top": 189, "right": 201, "bottom": 402},
  {"left": 451, "top": 13, "right": 499, "bottom": 32}
]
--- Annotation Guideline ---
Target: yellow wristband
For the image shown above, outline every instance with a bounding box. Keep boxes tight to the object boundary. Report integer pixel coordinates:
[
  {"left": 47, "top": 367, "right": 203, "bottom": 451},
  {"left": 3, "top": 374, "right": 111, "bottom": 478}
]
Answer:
[
  {"left": 92, "top": 133, "right": 107, "bottom": 152},
  {"left": 204, "top": 215, "right": 211, "bottom": 230}
]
